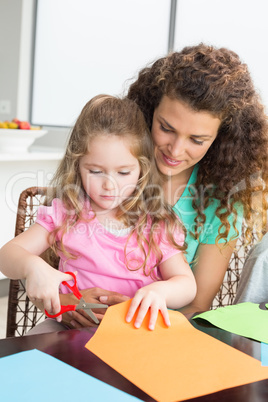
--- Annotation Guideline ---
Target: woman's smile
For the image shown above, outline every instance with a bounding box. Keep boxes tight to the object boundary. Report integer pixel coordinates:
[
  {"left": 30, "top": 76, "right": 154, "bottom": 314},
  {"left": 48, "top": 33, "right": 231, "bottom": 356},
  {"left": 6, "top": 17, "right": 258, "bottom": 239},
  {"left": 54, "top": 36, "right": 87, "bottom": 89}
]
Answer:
[{"left": 161, "top": 151, "right": 183, "bottom": 167}]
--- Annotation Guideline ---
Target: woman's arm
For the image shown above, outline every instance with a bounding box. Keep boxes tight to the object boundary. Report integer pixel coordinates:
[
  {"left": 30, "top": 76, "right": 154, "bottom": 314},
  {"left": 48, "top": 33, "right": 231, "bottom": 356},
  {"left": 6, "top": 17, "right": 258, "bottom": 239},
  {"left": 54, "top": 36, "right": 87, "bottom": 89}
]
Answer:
[
  {"left": 179, "top": 240, "right": 237, "bottom": 316},
  {"left": 0, "top": 223, "right": 72, "bottom": 317},
  {"left": 126, "top": 252, "right": 196, "bottom": 330}
]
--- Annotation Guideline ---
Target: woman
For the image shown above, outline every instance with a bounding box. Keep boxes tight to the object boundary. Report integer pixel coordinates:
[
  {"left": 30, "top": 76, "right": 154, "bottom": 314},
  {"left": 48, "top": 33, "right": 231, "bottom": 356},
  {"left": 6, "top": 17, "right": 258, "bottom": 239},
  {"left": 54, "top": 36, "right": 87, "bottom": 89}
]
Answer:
[
  {"left": 125, "top": 43, "right": 268, "bottom": 315},
  {"left": 20, "top": 44, "right": 268, "bottom": 332},
  {"left": 61, "top": 44, "right": 268, "bottom": 330}
]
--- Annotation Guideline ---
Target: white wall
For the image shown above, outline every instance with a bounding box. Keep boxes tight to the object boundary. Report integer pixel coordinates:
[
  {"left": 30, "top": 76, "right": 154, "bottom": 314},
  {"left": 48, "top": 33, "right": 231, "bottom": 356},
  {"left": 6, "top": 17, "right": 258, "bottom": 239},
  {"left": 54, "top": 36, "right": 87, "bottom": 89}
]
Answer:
[
  {"left": 174, "top": 0, "right": 268, "bottom": 112},
  {"left": 2, "top": 0, "right": 268, "bottom": 142},
  {"left": 31, "top": 0, "right": 171, "bottom": 127},
  {"left": 0, "top": 0, "right": 23, "bottom": 122}
]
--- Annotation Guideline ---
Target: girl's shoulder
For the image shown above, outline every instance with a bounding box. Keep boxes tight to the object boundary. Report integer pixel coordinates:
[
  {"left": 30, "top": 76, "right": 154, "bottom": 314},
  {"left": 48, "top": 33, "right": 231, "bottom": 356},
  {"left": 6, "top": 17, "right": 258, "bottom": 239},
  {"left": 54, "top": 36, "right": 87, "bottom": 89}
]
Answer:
[
  {"left": 36, "top": 198, "right": 68, "bottom": 228},
  {"left": 39, "top": 197, "right": 68, "bottom": 214}
]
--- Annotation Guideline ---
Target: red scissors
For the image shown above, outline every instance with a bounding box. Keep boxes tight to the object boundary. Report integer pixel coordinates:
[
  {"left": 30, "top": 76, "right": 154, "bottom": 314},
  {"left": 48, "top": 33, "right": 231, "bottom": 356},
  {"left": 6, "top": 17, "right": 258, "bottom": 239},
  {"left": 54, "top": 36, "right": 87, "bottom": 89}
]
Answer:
[{"left": 45, "top": 271, "right": 108, "bottom": 324}]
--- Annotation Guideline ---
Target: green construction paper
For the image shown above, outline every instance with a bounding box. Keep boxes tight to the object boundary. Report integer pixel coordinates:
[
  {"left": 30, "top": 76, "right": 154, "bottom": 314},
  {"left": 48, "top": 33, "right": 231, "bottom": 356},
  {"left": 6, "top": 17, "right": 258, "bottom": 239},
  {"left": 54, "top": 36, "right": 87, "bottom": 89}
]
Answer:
[{"left": 193, "top": 302, "right": 268, "bottom": 343}]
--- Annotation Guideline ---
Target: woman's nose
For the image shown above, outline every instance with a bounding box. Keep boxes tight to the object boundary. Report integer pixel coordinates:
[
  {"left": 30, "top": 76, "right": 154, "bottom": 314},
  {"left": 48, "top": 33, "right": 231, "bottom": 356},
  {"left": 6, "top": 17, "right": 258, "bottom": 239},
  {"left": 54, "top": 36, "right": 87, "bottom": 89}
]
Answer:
[{"left": 168, "top": 137, "right": 184, "bottom": 157}]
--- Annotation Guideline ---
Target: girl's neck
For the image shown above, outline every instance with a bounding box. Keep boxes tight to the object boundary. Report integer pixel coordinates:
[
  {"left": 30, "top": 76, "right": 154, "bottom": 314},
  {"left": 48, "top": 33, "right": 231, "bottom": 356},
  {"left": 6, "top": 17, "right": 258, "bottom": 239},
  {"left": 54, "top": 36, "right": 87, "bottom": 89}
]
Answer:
[
  {"left": 86, "top": 197, "right": 128, "bottom": 228},
  {"left": 163, "top": 166, "right": 194, "bottom": 205},
  {"left": 96, "top": 213, "right": 128, "bottom": 230}
]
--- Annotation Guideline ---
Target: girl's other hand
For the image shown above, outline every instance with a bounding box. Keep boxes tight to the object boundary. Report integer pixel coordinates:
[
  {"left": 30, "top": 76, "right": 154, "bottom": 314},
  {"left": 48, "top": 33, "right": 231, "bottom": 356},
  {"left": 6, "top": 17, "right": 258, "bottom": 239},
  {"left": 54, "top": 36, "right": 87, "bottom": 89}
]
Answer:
[{"left": 125, "top": 285, "right": 171, "bottom": 331}]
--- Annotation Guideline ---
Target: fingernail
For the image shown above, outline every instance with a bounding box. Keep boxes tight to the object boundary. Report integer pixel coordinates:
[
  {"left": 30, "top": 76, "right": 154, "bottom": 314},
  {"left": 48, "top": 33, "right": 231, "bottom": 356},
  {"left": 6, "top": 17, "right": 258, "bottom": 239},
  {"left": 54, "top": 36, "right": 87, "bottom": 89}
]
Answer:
[
  {"left": 70, "top": 320, "right": 76, "bottom": 327},
  {"left": 67, "top": 311, "right": 73, "bottom": 317},
  {"left": 99, "top": 296, "right": 108, "bottom": 302}
]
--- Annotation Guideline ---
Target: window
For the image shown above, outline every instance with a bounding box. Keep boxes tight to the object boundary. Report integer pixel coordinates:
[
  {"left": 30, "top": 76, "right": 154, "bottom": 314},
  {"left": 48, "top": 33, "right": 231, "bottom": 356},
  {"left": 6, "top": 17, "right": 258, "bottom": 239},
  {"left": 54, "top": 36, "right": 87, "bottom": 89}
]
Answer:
[{"left": 31, "top": 0, "right": 171, "bottom": 127}]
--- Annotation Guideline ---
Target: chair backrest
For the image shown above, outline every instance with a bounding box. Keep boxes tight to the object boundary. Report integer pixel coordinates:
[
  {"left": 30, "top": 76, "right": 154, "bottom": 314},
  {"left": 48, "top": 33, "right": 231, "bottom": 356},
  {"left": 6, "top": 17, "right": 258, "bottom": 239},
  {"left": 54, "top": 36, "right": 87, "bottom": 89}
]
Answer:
[
  {"left": 6, "top": 186, "right": 257, "bottom": 336},
  {"left": 211, "top": 229, "right": 258, "bottom": 309},
  {"left": 6, "top": 187, "right": 48, "bottom": 337}
]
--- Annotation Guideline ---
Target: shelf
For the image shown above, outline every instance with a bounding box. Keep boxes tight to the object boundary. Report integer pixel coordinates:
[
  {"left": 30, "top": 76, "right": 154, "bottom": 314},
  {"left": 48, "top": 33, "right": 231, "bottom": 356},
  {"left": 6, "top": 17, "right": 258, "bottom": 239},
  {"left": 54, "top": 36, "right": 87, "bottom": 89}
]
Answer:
[{"left": 0, "top": 151, "right": 63, "bottom": 162}]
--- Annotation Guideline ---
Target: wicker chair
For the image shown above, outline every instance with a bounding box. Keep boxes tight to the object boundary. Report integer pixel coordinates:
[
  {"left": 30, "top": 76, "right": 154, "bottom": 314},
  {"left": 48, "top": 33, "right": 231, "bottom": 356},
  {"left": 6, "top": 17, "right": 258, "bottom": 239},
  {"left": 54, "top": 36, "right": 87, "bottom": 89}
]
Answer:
[
  {"left": 210, "top": 230, "right": 258, "bottom": 308},
  {"left": 6, "top": 187, "right": 48, "bottom": 337},
  {"left": 6, "top": 186, "right": 257, "bottom": 337}
]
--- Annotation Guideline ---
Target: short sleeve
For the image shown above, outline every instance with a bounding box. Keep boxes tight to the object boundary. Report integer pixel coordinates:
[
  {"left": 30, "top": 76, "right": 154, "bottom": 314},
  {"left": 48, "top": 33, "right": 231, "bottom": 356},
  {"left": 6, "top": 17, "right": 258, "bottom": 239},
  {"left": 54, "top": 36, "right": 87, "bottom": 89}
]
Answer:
[
  {"left": 157, "top": 221, "right": 185, "bottom": 263},
  {"left": 35, "top": 198, "right": 66, "bottom": 233}
]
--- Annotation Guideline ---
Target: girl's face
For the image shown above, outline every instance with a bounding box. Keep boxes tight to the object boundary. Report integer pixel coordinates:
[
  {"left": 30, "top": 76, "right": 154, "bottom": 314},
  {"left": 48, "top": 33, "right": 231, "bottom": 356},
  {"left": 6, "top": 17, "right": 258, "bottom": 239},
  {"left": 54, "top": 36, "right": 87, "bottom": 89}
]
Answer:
[
  {"left": 152, "top": 96, "right": 221, "bottom": 180},
  {"left": 79, "top": 134, "right": 140, "bottom": 216}
]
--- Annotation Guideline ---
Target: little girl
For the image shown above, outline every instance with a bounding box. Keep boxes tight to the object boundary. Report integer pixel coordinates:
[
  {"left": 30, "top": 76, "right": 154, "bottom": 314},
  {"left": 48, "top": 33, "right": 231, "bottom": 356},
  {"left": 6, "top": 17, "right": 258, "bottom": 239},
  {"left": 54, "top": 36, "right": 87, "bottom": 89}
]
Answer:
[{"left": 0, "top": 95, "right": 196, "bottom": 331}]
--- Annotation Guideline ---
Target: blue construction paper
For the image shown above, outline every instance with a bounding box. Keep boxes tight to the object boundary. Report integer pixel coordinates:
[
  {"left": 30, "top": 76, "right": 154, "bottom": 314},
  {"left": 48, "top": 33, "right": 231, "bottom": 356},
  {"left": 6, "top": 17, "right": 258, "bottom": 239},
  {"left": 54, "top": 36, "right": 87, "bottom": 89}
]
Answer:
[
  {"left": 0, "top": 349, "right": 142, "bottom": 402},
  {"left": 261, "top": 343, "right": 268, "bottom": 366}
]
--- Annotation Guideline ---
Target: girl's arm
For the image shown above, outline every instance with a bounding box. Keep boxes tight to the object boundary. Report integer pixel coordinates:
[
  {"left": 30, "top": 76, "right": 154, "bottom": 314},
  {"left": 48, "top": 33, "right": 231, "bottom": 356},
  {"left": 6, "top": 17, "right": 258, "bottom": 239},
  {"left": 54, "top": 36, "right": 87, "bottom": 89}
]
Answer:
[
  {"left": 0, "top": 223, "right": 72, "bottom": 317},
  {"left": 179, "top": 240, "right": 237, "bottom": 316},
  {"left": 125, "top": 252, "right": 196, "bottom": 330}
]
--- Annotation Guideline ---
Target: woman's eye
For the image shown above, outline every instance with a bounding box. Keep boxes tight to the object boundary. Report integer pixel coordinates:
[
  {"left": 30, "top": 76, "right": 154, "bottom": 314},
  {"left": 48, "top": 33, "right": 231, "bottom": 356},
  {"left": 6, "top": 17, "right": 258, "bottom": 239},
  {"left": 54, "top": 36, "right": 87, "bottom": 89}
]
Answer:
[
  {"left": 160, "top": 124, "right": 171, "bottom": 133},
  {"left": 191, "top": 138, "right": 204, "bottom": 146}
]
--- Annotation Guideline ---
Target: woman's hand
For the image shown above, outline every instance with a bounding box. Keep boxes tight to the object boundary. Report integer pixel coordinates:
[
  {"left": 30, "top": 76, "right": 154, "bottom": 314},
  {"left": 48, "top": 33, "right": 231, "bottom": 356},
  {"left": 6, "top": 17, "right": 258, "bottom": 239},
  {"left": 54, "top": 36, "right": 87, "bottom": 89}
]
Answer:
[{"left": 61, "top": 288, "right": 129, "bottom": 329}]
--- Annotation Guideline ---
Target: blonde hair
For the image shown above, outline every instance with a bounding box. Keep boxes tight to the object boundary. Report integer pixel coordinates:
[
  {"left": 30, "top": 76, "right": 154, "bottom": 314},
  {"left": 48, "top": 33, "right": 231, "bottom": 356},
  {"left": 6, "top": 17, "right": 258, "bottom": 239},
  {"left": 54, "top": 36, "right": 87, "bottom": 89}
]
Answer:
[{"left": 47, "top": 95, "right": 186, "bottom": 277}]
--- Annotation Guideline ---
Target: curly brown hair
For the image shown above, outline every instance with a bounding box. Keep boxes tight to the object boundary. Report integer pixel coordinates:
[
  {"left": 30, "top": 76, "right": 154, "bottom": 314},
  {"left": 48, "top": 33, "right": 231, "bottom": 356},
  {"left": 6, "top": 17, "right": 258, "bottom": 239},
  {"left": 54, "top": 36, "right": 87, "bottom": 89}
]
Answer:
[{"left": 128, "top": 43, "right": 268, "bottom": 244}]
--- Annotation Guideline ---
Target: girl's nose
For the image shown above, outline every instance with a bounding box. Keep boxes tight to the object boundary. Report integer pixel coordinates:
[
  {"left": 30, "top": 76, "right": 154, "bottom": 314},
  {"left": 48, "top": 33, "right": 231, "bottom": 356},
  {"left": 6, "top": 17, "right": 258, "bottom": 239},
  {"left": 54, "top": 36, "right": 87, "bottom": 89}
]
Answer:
[{"left": 102, "top": 175, "right": 115, "bottom": 191}]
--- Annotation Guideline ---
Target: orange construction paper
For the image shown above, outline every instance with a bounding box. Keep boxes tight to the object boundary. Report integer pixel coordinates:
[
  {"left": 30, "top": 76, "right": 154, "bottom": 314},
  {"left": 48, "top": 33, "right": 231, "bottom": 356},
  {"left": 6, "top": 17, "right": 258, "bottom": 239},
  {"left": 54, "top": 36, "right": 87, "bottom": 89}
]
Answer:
[{"left": 85, "top": 300, "right": 268, "bottom": 402}]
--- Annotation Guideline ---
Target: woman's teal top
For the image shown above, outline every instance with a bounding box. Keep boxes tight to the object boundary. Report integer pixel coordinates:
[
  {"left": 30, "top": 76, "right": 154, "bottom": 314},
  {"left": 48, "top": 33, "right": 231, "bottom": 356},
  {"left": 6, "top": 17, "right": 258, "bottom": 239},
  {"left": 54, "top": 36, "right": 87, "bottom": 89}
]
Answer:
[{"left": 172, "top": 165, "right": 243, "bottom": 265}]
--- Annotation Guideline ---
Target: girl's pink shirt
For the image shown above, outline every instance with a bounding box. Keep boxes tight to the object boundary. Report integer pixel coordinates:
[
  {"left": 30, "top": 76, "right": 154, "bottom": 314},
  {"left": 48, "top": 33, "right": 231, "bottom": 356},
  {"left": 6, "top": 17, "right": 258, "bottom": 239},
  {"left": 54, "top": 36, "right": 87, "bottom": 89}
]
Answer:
[{"left": 36, "top": 198, "right": 184, "bottom": 298}]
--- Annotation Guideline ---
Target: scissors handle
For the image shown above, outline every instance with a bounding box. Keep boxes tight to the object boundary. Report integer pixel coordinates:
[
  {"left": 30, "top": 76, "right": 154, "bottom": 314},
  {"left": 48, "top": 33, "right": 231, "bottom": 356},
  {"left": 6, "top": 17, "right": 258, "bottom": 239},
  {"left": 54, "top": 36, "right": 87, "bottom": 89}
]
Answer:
[
  {"left": 45, "top": 271, "right": 82, "bottom": 318},
  {"left": 46, "top": 304, "right": 76, "bottom": 318},
  {"left": 62, "top": 271, "right": 82, "bottom": 300}
]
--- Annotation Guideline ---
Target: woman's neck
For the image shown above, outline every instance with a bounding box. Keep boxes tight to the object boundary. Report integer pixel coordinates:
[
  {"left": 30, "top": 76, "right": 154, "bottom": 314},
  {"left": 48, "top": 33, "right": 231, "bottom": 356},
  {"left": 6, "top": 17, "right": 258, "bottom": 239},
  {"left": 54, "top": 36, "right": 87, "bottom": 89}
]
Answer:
[{"left": 163, "top": 166, "right": 194, "bottom": 205}]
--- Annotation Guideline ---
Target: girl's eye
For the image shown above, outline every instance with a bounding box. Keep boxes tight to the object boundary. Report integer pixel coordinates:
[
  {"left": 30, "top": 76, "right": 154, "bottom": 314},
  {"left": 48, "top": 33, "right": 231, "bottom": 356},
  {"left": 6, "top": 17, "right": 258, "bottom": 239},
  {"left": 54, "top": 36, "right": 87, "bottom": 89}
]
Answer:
[
  {"left": 191, "top": 138, "right": 204, "bottom": 146},
  {"left": 119, "top": 171, "right": 130, "bottom": 176},
  {"left": 89, "top": 170, "right": 102, "bottom": 174}
]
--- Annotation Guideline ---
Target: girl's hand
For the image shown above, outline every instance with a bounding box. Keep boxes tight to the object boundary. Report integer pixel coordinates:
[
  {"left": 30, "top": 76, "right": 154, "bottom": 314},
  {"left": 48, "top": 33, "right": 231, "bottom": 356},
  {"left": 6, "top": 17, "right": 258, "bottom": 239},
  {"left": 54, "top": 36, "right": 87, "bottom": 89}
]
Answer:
[
  {"left": 25, "top": 261, "right": 73, "bottom": 321},
  {"left": 125, "top": 284, "right": 171, "bottom": 331}
]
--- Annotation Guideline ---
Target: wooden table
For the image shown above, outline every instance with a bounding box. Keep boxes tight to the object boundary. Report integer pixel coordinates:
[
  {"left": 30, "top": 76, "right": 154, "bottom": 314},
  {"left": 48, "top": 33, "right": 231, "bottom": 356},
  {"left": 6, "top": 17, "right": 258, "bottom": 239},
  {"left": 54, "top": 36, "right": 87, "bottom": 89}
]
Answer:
[{"left": 0, "top": 318, "right": 267, "bottom": 401}]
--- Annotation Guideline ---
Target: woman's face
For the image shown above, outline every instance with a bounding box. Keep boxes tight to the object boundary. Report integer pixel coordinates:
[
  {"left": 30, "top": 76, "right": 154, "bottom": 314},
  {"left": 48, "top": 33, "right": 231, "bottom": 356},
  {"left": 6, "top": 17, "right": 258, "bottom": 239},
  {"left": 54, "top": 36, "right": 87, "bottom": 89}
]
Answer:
[{"left": 152, "top": 96, "right": 221, "bottom": 179}]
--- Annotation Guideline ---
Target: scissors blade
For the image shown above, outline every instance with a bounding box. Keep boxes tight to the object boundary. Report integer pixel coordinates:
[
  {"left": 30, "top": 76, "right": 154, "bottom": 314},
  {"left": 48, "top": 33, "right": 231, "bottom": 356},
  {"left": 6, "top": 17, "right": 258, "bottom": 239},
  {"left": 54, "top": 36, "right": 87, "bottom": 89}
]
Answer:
[
  {"left": 84, "top": 303, "right": 108, "bottom": 309},
  {"left": 76, "top": 300, "right": 108, "bottom": 310},
  {"left": 75, "top": 299, "right": 108, "bottom": 324},
  {"left": 84, "top": 308, "right": 100, "bottom": 324}
]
